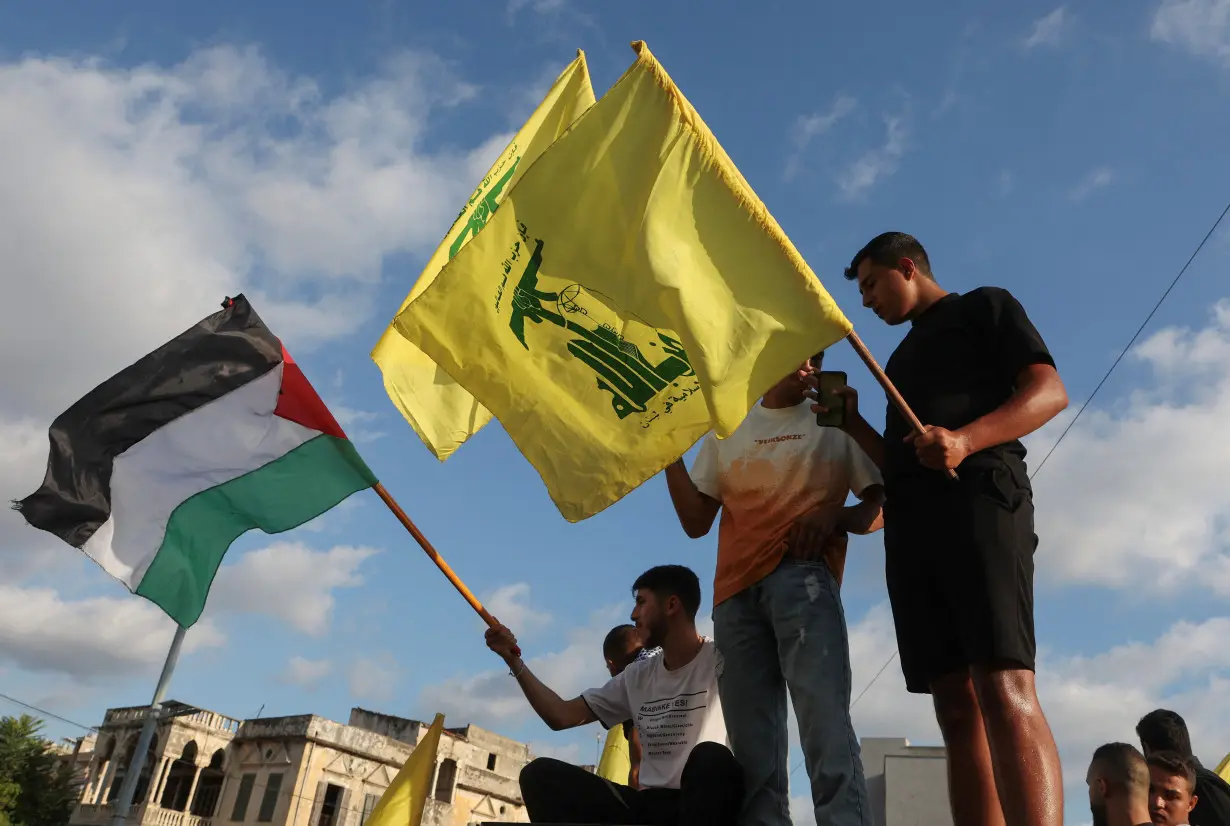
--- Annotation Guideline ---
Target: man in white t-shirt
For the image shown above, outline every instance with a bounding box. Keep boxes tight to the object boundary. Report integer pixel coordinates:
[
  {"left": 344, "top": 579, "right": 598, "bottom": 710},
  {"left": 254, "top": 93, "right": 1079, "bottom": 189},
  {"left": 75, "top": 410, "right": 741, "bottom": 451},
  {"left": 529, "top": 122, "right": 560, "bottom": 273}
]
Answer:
[
  {"left": 484, "top": 565, "right": 742, "bottom": 825},
  {"left": 665, "top": 349, "right": 884, "bottom": 826}
]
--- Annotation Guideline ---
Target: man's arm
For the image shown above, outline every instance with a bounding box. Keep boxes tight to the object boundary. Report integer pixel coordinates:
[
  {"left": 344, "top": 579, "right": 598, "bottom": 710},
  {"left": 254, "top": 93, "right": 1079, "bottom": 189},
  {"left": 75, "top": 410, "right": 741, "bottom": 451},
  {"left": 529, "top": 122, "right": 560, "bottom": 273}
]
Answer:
[
  {"left": 486, "top": 624, "right": 597, "bottom": 731},
  {"left": 957, "top": 363, "right": 1068, "bottom": 453},
  {"left": 912, "top": 364, "right": 1068, "bottom": 471},
  {"left": 843, "top": 483, "right": 884, "bottom": 535},
  {"left": 665, "top": 459, "right": 721, "bottom": 538},
  {"left": 805, "top": 378, "right": 884, "bottom": 470},
  {"left": 628, "top": 727, "right": 642, "bottom": 788}
]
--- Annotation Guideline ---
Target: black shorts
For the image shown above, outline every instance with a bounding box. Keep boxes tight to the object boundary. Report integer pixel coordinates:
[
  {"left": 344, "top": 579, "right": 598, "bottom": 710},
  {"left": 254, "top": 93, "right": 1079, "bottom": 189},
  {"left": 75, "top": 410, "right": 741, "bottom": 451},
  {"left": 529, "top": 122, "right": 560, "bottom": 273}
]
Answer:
[{"left": 883, "top": 458, "right": 1037, "bottom": 694}]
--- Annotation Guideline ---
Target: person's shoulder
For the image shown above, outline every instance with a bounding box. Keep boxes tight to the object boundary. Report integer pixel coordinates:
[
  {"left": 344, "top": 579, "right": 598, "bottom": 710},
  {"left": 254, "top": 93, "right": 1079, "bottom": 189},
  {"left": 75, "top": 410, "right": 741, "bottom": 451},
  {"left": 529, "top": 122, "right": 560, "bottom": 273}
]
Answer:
[
  {"left": 964, "top": 286, "right": 1026, "bottom": 311},
  {"left": 620, "top": 653, "right": 660, "bottom": 684}
]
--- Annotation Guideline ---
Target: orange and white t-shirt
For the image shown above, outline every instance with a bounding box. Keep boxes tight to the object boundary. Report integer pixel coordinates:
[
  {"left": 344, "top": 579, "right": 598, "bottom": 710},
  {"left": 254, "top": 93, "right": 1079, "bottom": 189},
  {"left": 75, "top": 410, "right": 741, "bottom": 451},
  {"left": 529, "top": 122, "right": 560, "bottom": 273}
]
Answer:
[{"left": 690, "top": 400, "right": 882, "bottom": 607}]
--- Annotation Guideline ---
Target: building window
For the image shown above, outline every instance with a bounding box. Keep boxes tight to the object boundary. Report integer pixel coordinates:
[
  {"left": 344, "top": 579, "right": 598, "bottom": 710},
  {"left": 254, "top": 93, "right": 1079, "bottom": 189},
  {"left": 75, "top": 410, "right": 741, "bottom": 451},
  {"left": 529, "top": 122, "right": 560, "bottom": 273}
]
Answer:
[
  {"left": 314, "top": 783, "right": 346, "bottom": 826},
  {"left": 257, "top": 772, "right": 283, "bottom": 822},
  {"left": 486, "top": 754, "right": 497, "bottom": 772},
  {"left": 230, "top": 774, "right": 256, "bottom": 822},
  {"left": 358, "top": 793, "right": 380, "bottom": 826},
  {"left": 433, "top": 759, "right": 457, "bottom": 803}
]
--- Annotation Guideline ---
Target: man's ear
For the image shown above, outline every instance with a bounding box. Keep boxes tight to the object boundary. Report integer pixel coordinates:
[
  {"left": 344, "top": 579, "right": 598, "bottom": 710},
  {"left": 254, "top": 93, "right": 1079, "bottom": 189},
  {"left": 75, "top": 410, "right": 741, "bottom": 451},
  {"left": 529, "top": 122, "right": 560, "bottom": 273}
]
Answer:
[
  {"left": 666, "top": 594, "right": 681, "bottom": 617},
  {"left": 1189, "top": 793, "right": 1199, "bottom": 813},
  {"left": 605, "top": 657, "right": 615, "bottom": 671},
  {"left": 899, "top": 257, "right": 916, "bottom": 279}
]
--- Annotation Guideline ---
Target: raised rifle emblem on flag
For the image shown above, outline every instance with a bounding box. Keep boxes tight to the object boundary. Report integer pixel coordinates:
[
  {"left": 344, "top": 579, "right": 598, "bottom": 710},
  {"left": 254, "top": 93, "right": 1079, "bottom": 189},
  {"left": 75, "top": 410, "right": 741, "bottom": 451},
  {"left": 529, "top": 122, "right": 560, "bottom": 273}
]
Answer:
[
  {"left": 448, "top": 145, "right": 523, "bottom": 260},
  {"left": 504, "top": 233, "right": 700, "bottom": 426}
]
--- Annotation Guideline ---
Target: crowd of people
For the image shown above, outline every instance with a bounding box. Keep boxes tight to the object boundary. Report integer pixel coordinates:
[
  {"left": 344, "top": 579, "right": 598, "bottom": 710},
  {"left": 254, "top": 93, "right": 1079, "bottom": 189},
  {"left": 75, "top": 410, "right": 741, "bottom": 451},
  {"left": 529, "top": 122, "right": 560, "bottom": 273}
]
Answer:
[{"left": 479, "top": 232, "right": 1224, "bottom": 826}]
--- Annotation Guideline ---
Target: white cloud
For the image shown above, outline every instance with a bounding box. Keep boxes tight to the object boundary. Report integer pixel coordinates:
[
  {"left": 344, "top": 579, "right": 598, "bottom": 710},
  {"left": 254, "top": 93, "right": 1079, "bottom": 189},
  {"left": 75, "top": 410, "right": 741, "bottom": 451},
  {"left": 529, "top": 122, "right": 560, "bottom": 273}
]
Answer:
[
  {"left": 837, "top": 116, "right": 908, "bottom": 201},
  {"left": 482, "top": 582, "right": 552, "bottom": 636},
  {"left": 785, "top": 95, "right": 857, "bottom": 181},
  {"left": 208, "top": 541, "right": 380, "bottom": 635},
  {"left": 997, "top": 169, "right": 1015, "bottom": 198},
  {"left": 329, "top": 404, "right": 386, "bottom": 444},
  {"left": 1024, "top": 7, "right": 1070, "bottom": 49},
  {"left": 349, "top": 654, "right": 401, "bottom": 703},
  {"left": 1028, "top": 300, "right": 1230, "bottom": 594},
  {"left": 1152, "top": 0, "right": 1230, "bottom": 64},
  {"left": 831, "top": 603, "right": 1230, "bottom": 820},
  {"left": 0, "top": 44, "right": 493, "bottom": 425},
  {"left": 528, "top": 740, "right": 584, "bottom": 763},
  {"left": 0, "top": 585, "right": 224, "bottom": 679},
  {"left": 420, "top": 604, "right": 624, "bottom": 727},
  {"left": 1068, "top": 166, "right": 1115, "bottom": 201},
  {"left": 278, "top": 656, "right": 332, "bottom": 690}
]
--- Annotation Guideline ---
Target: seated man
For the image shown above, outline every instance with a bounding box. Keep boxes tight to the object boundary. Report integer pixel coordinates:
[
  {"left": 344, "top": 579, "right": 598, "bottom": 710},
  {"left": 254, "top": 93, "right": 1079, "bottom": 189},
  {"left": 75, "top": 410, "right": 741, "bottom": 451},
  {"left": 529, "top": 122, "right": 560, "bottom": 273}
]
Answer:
[
  {"left": 1086, "top": 742, "right": 1151, "bottom": 826},
  {"left": 484, "top": 565, "right": 741, "bottom": 825}
]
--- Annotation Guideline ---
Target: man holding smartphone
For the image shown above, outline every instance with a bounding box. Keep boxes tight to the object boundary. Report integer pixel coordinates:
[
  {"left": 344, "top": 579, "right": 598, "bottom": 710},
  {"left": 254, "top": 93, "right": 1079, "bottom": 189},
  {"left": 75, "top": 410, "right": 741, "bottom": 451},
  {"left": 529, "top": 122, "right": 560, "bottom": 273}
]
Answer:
[
  {"left": 665, "top": 350, "right": 884, "bottom": 826},
  {"left": 814, "top": 232, "right": 1069, "bottom": 826}
]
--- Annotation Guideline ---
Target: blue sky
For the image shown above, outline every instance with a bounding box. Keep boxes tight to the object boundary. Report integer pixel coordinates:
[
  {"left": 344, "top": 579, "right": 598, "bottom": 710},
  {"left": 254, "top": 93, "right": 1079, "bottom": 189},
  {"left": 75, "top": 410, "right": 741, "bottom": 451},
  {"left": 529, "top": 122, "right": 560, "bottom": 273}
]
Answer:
[{"left": 2, "top": 1, "right": 1230, "bottom": 823}]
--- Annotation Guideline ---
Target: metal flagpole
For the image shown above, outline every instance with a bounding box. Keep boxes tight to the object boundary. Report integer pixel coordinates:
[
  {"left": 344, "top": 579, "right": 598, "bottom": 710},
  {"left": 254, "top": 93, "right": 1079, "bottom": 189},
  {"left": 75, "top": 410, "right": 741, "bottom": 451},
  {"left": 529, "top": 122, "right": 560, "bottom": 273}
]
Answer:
[{"left": 109, "top": 625, "right": 187, "bottom": 826}]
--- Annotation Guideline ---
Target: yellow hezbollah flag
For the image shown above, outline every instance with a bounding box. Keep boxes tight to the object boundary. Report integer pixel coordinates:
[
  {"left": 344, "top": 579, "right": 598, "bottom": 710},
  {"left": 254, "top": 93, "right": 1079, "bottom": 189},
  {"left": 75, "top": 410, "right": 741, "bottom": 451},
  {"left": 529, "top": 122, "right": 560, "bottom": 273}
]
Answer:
[
  {"left": 365, "top": 713, "right": 444, "bottom": 826},
  {"left": 372, "top": 51, "right": 596, "bottom": 460},
  {"left": 596, "top": 726, "right": 632, "bottom": 785},
  {"left": 394, "top": 41, "right": 852, "bottom": 521}
]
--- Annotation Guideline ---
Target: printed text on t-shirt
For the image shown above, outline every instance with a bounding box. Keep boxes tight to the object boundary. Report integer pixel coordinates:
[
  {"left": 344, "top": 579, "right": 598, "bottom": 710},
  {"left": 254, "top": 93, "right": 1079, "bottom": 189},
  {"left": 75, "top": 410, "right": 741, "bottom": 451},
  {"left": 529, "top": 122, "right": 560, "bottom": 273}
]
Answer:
[
  {"left": 753, "top": 433, "right": 804, "bottom": 445},
  {"left": 637, "top": 692, "right": 709, "bottom": 758}
]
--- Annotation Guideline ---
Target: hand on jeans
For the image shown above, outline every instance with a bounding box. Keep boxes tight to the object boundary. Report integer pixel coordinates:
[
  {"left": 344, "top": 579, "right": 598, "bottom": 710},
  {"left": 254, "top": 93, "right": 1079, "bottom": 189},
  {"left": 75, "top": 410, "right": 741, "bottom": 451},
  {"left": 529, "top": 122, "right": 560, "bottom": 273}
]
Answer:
[{"left": 786, "top": 506, "right": 842, "bottom": 563}]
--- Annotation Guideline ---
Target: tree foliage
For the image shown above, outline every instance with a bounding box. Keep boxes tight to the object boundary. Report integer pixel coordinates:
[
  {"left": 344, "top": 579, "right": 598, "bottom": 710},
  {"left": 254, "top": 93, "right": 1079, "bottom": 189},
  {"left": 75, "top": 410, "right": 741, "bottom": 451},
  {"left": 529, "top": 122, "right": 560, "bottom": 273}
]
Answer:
[{"left": 0, "top": 715, "right": 81, "bottom": 826}]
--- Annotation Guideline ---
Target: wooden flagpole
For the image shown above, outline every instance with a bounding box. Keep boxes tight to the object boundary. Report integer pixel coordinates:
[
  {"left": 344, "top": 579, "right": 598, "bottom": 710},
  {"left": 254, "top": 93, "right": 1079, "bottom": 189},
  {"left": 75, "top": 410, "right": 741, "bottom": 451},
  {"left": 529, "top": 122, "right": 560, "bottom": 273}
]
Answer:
[
  {"left": 372, "top": 482, "right": 522, "bottom": 655},
  {"left": 846, "top": 330, "right": 959, "bottom": 481}
]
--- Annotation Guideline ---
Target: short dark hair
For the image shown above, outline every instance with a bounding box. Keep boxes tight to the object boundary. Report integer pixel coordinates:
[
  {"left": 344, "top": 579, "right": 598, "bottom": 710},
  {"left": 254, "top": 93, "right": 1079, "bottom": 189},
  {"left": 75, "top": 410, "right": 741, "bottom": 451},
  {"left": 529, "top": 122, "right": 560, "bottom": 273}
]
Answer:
[
  {"left": 632, "top": 565, "right": 701, "bottom": 620},
  {"left": 602, "top": 625, "right": 639, "bottom": 662},
  {"left": 1137, "top": 709, "right": 1193, "bottom": 756},
  {"left": 1147, "top": 750, "right": 1197, "bottom": 791},
  {"left": 1091, "top": 742, "right": 1149, "bottom": 793},
  {"left": 844, "top": 232, "right": 933, "bottom": 281}
]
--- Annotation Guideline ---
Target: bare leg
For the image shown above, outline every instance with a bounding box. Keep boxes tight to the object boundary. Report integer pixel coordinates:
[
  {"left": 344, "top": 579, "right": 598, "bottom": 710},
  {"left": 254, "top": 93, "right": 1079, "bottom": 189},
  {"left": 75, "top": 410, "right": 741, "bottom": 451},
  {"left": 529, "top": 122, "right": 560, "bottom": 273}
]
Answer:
[
  {"left": 931, "top": 670, "right": 1007, "bottom": 826},
  {"left": 972, "top": 665, "right": 1063, "bottom": 826}
]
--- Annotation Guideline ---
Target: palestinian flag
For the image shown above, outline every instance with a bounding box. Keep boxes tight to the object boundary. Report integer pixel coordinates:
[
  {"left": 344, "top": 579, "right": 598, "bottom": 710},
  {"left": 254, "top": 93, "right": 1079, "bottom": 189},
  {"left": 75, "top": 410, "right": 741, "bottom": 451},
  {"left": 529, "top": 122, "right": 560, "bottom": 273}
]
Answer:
[{"left": 15, "top": 295, "right": 378, "bottom": 628}]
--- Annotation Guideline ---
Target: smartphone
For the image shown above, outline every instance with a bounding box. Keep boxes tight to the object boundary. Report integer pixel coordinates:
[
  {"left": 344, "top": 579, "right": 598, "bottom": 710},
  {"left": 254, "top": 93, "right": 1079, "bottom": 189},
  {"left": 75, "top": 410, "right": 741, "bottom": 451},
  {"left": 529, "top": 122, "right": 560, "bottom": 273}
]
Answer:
[{"left": 814, "top": 371, "right": 847, "bottom": 428}]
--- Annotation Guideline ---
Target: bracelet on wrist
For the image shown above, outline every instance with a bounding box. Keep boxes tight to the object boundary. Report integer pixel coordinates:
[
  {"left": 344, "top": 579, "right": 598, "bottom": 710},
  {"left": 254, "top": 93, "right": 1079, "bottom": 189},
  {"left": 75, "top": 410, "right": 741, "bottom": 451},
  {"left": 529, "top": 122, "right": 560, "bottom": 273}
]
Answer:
[{"left": 509, "top": 659, "right": 526, "bottom": 678}]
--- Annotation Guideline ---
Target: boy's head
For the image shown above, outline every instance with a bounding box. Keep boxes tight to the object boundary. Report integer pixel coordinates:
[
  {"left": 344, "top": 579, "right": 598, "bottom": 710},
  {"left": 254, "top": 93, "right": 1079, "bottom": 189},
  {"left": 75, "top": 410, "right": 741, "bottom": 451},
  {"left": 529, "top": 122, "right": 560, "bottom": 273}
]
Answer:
[
  {"left": 1147, "top": 751, "right": 1198, "bottom": 826},
  {"left": 630, "top": 565, "right": 701, "bottom": 649},
  {"left": 602, "top": 624, "right": 644, "bottom": 677}
]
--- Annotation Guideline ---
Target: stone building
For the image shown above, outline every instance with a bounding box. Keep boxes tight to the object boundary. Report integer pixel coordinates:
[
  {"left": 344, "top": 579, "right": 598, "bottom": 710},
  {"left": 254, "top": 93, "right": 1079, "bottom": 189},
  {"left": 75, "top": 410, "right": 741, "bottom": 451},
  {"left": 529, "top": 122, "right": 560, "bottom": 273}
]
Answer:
[{"left": 68, "top": 701, "right": 530, "bottom": 826}]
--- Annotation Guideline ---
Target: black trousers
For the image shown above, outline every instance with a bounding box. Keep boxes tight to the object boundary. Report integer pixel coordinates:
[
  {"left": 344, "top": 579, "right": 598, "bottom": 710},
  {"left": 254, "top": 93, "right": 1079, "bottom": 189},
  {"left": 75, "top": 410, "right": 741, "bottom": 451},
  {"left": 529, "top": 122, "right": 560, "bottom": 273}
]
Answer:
[{"left": 519, "top": 742, "right": 744, "bottom": 825}]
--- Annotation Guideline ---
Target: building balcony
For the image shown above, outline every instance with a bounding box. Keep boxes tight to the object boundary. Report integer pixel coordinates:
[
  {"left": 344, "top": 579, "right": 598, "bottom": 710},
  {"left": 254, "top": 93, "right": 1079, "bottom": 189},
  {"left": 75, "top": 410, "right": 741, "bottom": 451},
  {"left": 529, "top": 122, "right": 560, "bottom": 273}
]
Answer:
[{"left": 71, "top": 801, "right": 214, "bottom": 826}]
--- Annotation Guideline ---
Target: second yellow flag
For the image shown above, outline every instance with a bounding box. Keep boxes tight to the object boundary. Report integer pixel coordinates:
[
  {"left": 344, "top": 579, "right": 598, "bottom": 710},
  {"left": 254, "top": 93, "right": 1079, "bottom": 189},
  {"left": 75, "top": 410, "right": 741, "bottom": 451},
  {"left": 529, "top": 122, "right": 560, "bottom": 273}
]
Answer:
[
  {"left": 372, "top": 51, "right": 596, "bottom": 460},
  {"left": 395, "top": 42, "right": 853, "bottom": 521}
]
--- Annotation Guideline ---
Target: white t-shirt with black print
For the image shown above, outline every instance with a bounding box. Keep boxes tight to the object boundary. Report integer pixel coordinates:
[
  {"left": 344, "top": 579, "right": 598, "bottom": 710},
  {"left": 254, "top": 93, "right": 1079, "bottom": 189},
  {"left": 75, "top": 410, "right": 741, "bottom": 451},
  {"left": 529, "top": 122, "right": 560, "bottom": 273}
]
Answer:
[{"left": 582, "top": 638, "right": 727, "bottom": 790}]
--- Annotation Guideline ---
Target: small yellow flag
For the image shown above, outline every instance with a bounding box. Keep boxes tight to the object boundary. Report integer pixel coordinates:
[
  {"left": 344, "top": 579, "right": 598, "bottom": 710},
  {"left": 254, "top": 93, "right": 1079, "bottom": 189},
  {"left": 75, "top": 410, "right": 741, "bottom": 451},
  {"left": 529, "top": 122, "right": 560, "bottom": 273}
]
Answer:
[
  {"left": 596, "top": 726, "right": 632, "bottom": 786},
  {"left": 365, "top": 714, "right": 444, "bottom": 826},
  {"left": 372, "top": 51, "right": 596, "bottom": 461},
  {"left": 394, "top": 41, "right": 852, "bottom": 521}
]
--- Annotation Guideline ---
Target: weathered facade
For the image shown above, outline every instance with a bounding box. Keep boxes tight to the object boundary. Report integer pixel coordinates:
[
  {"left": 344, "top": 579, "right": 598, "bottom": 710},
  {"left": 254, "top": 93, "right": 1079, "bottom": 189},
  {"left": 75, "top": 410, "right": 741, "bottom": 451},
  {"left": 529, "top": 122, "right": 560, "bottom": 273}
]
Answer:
[{"left": 67, "top": 702, "right": 530, "bottom": 826}]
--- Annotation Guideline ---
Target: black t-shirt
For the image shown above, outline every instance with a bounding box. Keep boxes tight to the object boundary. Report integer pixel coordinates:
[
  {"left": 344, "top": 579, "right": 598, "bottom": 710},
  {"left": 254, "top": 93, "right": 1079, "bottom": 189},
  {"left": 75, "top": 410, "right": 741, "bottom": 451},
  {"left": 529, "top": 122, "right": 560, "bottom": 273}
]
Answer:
[
  {"left": 1193, "top": 764, "right": 1230, "bottom": 826},
  {"left": 883, "top": 287, "right": 1055, "bottom": 485}
]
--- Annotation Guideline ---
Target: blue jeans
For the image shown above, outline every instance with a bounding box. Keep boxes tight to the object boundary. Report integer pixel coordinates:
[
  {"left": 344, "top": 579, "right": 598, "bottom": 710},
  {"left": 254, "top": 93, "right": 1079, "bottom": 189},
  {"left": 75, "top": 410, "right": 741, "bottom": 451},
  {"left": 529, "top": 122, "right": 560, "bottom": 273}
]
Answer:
[{"left": 714, "top": 559, "right": 870, "bottom": 826}]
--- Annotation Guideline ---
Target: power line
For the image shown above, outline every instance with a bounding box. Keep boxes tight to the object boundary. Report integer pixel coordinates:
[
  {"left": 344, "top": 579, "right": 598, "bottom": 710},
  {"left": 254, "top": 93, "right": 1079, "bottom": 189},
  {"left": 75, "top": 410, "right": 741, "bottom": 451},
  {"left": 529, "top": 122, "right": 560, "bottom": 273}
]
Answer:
[
  {"left": 788, "top": 196, "right": 1230, "bottom": 784},
  {"left": 1029, "top": 198, "right": 1230, "bottom": 480},
  {"left": 0, "top": 691, "right": 97, "bottom": 733}
]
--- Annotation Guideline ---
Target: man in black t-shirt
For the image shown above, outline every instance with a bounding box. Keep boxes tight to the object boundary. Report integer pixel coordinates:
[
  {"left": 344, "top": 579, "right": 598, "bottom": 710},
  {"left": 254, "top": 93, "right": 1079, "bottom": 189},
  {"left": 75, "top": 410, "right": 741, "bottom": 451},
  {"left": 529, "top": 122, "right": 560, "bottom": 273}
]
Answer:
[{"left": 809, "top": 232, "right": 1069, "bottom": 826}]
